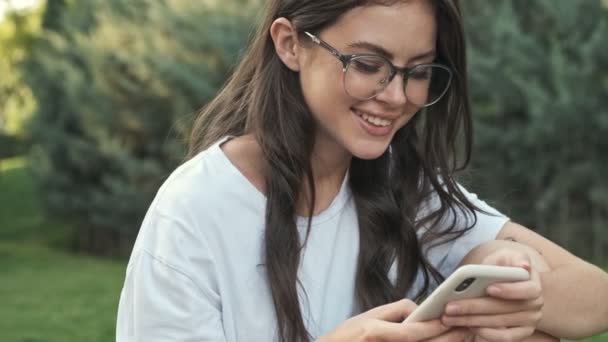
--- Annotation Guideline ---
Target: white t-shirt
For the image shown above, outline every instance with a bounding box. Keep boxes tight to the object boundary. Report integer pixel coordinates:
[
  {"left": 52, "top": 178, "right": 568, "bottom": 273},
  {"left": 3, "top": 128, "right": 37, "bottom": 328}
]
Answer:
[{"left": 116, "top": 137, "right": 509, "bottom": 342}]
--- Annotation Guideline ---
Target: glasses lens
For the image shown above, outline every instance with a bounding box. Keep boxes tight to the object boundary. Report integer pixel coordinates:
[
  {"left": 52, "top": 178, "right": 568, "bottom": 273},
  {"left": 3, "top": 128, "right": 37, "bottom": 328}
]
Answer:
[
  {"left": 344, "top": 59, "right": 452, "bottom": 106},
  {"left": 344, "top": 56, "right": 391, "bottom": 100},
  {"left": 405, "top": 65, "right": 451, "bottom": 107}
]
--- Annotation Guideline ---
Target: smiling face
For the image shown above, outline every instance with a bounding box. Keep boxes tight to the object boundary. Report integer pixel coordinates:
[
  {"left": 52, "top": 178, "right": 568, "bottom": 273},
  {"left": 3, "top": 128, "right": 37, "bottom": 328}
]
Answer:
[{"left": 298, "top": 0, "right": 438, "bottom": 162}]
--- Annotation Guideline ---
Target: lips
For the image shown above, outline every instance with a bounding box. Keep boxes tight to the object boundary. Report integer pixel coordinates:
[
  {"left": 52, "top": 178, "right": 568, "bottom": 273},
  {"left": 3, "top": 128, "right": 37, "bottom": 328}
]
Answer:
[
  {"left": 352, "top": 109, "right": 394, "bottom": 127},
  {"left": 351, "top": 109, "right": 395, "bottom": 137}
]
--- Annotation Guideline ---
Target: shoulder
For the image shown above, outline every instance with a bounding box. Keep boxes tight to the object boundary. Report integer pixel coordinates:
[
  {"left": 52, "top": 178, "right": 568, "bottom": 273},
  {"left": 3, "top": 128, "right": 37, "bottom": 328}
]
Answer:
[
  {"left": 219, "top": 134, "right": 266, "bottom": 194},
  {"left": 152, "top": 135, "right": 263, "bottom": 217},
  {"left": 134, "top": 136, "right": 265, "bottom": 248},
  {"left": 417, "top": 182, "right": 511, "bottom": 277},
  {"left": 129, "top": 137, "right": 267, "bottom": 269},
  {"left": 418, "top": 181, "right": 507, "bottom": 230}
]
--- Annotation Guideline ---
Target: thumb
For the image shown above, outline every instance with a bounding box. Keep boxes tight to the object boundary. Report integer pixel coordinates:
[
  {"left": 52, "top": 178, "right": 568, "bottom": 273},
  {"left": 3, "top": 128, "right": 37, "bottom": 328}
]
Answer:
[
  {"left": 508, "top": 252, "right": 532, "bottom": 272},
  {"left": 488, "top": 248, "right": 532, "bottom": 271},
  {"left": 363, "top": 299, "right": 418, "bottom": 322}
]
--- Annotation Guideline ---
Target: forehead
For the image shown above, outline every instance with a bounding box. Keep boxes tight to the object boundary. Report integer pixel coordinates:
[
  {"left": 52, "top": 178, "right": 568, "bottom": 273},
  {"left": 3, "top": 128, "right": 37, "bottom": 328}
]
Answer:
[{"left": 322, "top": 1, "right": 437, "bottom": 62}]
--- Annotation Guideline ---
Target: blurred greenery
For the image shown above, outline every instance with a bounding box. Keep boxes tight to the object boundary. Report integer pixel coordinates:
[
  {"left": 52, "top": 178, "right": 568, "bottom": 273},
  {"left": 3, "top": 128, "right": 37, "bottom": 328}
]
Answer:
[
  {"left": 0, "top": 158, "right": 126, "bottom": 342},
  {"left": 3, "top": 0, "right": 603, "bottom": 260},
  {"left": 21, "top": 0, "right": 257, "bottom": 255},
  {"left": 463, "top": 0, "right": 608, "bottom": 262},
  {"left": 8, "top": 0, "right": 604, "bottom": 261},
  {"left": 0, "top": 243, "right": 125, "bottom": 342},
  {"left": 0, "top": 156, "right": 40, "bottom": 240},
  {"left": 0, "top": 1, "right": 40, "bottom": 158}
]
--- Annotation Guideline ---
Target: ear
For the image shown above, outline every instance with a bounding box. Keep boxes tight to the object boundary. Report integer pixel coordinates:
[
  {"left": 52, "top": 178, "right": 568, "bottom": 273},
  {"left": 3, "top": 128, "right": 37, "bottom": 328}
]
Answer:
[{"left": 269, "top": 18, "right": 302, "bottom": 72}]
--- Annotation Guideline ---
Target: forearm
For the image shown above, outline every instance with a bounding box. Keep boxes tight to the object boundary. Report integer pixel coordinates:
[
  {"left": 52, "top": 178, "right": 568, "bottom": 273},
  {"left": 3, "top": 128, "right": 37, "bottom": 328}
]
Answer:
[
  {"left": 538, "top": 261, "right": 608, "bottom": 339},
  {"left": 460, "top": 239, "right": 549, "bottom": 273},
  {"left": 474, "top": 330, "right": 559, "bottom": 342},
  {"left": 462, "top": 239, "right": 608, "bottom": 339}
]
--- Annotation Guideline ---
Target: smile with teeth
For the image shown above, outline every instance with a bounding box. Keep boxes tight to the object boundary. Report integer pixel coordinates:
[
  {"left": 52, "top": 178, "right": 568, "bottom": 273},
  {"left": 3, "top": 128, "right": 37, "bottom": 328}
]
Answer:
[{"left": 354, "top": 110, "right": 393, "bottom": 127}]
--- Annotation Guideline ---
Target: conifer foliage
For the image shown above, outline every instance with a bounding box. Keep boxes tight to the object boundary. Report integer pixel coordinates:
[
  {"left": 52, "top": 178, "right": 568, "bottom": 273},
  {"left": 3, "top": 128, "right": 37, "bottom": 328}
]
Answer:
[
  {"left": 25, "top": 0, "right": 255, "bottom": 255},
  {"left": 23, "top": 0, "right": 608, "bottom": 260},
  {"left": 464, "top": 0, "right": 608, "bottom": 260}
]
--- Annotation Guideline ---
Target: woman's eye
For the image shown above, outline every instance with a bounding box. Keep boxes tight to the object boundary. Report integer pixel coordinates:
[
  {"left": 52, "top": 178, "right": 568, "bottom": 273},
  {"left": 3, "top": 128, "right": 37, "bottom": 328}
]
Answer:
[
  {"left": 351, "top": 60, "right": 383, "bottom": 74},
  {"left": 410, "top": 68, "right": 432, "bottom": 80}
]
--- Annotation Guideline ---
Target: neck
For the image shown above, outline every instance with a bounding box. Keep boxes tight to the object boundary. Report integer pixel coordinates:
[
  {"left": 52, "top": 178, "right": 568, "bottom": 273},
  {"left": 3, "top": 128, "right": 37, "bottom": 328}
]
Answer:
[{"left": 296, "top": 134, "right": 352, "bottom": 216}]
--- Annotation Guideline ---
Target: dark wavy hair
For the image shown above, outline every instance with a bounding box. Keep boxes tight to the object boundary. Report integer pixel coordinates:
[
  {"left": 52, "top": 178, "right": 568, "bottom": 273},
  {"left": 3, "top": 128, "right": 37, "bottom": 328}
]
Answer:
[{"left": 188, "top": 0, "right": 478, "bottom": 341}]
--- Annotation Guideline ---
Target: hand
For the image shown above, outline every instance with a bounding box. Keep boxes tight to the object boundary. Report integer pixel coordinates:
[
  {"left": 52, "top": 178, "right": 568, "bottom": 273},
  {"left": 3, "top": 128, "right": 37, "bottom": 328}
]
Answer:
[
  {"left": 317, "top": 299, "right": 450, "bottom": 342},
  {"left": 440, "top": 248, "right": 544, "bottom": 341},
  {"left": 422, "top": 327, "right": 474, "bottom": 342}
]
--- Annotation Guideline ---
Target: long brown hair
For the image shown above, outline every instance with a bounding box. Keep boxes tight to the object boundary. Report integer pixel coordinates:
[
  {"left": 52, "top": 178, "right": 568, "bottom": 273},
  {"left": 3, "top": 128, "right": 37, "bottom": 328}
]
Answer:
[{"left": 188, "top": 1, "right": 477, "bottom": 341}]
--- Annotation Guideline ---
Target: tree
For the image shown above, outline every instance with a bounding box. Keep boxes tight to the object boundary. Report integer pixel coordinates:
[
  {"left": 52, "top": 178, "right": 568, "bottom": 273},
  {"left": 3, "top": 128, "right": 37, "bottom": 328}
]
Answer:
[
  {"left": 0, "top": 3, "right": 41, "bottom": 157},
  {"left": 24, "top": 0, "right": 258, "bottom": 255},
  {"left": 463, "top": 0, "right": 608, "bottom": 261},
  {"left": 23, "top": 0, "right": 608, "bottom": 262}
]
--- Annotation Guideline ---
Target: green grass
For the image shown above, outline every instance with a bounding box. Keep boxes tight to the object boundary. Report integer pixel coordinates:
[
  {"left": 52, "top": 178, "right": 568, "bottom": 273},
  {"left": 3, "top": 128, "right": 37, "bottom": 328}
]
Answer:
[
  {"left": 0, "top": 157, "right": 127, "bottom": 342},
  {"left": 0, "top": 157, "right": 44, "bottom": 240},
  {"left": 0, "top": 242, "right": 125, "bottom": 342},
  {"left": 582, "top": 335, "right": 608, "bottom": 342}
]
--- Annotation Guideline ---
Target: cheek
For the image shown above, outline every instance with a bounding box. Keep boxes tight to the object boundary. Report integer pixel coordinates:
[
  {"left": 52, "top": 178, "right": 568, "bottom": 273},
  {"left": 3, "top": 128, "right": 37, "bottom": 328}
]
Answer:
[
  {"left": 396, "top": 109, "right": 420, "bottom": 129},
  {"left": 299, "top": 63, "right": 352, "bottom": 117}
]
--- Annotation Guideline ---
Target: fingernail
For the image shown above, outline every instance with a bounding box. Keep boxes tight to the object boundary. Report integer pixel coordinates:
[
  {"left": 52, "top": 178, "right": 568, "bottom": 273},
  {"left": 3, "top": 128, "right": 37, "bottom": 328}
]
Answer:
[
  {"left": 487, "top": 286, "right": 501, "bottom": 295},
  {"left": 445, "top": 304, "right": 460, "bottom": 315}
]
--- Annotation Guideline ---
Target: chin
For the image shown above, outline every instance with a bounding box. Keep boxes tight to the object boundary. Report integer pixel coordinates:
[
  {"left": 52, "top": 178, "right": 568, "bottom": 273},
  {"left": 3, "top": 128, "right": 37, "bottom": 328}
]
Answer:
[{"left": 349, "top": 141, "right": 391, "bottom": 160}]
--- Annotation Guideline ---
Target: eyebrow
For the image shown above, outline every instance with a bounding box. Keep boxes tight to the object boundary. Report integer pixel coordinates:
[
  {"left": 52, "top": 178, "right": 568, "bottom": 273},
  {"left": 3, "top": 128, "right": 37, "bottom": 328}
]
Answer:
[{"left": 347, "top": 41, "right": 436, "bottom": 63}]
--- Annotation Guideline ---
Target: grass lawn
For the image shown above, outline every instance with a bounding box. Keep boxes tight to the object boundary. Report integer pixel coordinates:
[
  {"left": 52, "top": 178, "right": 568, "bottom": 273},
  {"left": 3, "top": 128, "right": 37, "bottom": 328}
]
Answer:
[
  {"left": 1, "top": 157, "right": 607, "bottom": 341},
  {"left": 0, "top": 242, "right": 126, "bottom": 342},
  {"left": 0, "top": 157, "right": 127, "bottom": 342}
]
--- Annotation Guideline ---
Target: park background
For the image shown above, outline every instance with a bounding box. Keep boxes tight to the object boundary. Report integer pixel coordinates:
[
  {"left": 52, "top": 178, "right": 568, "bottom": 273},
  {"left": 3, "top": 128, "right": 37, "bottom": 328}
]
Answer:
[{"left": 0, "top": 0, "right": 607, "bottom": 341}]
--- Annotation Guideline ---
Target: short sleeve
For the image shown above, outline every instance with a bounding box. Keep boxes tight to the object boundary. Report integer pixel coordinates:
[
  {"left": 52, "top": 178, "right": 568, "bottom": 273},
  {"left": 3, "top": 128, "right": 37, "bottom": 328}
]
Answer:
[
  {"left": 116, "top": 213, "right": 226, "bottom": 342},
  {"left": 409, "top": 184, "right": 509, "bottom": 296}
]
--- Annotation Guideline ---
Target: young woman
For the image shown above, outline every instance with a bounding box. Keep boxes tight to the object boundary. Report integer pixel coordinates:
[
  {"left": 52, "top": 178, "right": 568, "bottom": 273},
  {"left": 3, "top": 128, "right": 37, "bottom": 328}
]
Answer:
[{"left": 116, "top": 1, "right": 608, "bottom": 341}]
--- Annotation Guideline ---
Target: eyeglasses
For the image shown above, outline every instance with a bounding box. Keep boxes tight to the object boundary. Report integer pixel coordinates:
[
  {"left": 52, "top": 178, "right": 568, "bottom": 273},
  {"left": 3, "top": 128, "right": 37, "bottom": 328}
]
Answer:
[{"left": 304, "top": 32, "right": 452, "bottom": 108}]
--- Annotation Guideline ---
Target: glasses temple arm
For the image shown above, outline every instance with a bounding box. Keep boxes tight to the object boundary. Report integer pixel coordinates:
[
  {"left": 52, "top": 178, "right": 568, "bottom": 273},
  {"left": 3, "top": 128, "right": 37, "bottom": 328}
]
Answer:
[{"left": 304, "top": 31, "right": 344, "bottom": 61}]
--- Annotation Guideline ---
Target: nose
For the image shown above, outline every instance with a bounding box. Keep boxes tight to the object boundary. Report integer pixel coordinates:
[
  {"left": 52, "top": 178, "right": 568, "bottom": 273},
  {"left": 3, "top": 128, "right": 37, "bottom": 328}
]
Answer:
[{"left": 374, "top": 73, "right": 408, "bottom": 107}]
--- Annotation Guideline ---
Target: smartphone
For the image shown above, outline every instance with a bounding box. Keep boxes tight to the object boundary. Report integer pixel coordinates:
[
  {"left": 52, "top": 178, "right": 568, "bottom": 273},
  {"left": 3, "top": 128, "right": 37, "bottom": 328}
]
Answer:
[{"left": 403, "top": 264, "right": 530, "bottom": 323}]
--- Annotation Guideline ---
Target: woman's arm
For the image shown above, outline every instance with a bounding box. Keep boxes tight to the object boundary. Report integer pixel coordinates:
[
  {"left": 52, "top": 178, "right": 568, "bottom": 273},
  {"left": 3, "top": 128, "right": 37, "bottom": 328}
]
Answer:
[
  {"left": 496, "top": 221, "right": 608, "bottom": 339},
  {"left": 116, "top": 212, "right": 227, "bottom": 342},
  {"left": 458, "top": 221, "right": 608, "bottom": 339},
  {"left": 116, "top": 249, "right": 227, "bottom": 342}
]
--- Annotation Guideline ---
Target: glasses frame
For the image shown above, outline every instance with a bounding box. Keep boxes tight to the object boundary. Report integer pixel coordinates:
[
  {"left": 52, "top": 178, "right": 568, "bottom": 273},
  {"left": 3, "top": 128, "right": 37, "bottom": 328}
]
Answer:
[{"left": 304, "top": 31, "right": 452, "bottom": 107}]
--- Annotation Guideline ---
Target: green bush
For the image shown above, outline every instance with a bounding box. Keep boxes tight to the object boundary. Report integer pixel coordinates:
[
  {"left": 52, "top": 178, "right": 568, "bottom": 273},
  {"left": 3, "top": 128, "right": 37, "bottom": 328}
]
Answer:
[
  {"left": 21, "top": 0, "right": 608, "bottom": 261},
  {"left": 464, "top": 0, "right": 608, "bottom": 261},
  {"left": 0, "top": 8, "right": 40, "bottom": 158},
  {"left": 0, "top": 133, "right": 28, "bottom": 158},
  {"left": 23, "top": 0, "right": 258, "bottom": 255}
]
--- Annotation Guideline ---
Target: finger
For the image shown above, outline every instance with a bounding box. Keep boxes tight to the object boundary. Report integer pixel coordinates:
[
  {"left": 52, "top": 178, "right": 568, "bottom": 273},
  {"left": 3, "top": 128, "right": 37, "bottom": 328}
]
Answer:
[
  {"left": 484, "top": 249, "right": 531, "bottom": 270},
  {"left": 363, "top": 298, "right": 418, "bottom": 322},
  {"left": 486, "top": 276, "right": 542, "bottom": 301},
  {"left": 442, "top": 310, "right": 542, "bottom": 328},
  {"left": 372, "top": 319, "right": 450, "bottom": 342},
  {"left": 362, "top": 320, "right": 450, "bottom": 342},
  {"left": 445, "top": 296, "right": 543, "bottom": 316},
  {"left": 474, "top": 326, "right": 536, "bottom": 341},
  {"left": 422, "top": 328, "right": 473, "bottom": 342}
]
